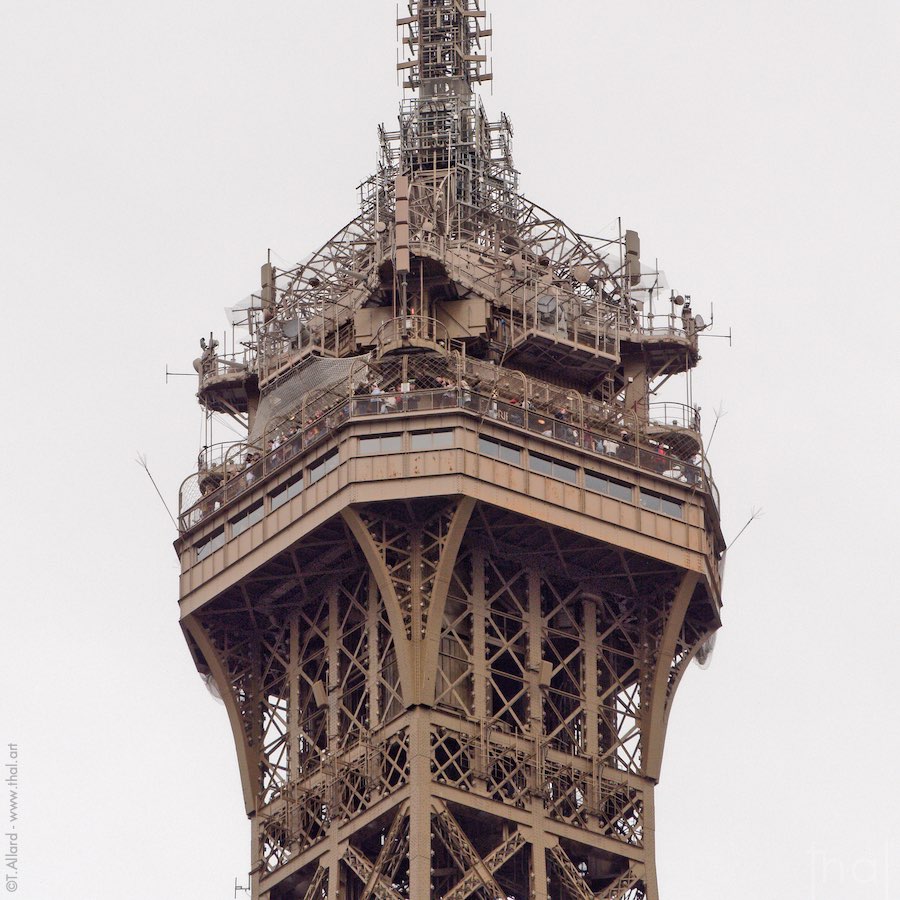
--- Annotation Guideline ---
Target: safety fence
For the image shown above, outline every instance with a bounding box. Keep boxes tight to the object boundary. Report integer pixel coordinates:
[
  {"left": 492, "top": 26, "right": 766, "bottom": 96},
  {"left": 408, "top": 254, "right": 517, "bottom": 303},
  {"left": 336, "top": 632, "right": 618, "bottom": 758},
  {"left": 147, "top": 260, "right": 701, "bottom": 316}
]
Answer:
[{"left": 180, "top": 377, "right": 717, "bottom": 533}]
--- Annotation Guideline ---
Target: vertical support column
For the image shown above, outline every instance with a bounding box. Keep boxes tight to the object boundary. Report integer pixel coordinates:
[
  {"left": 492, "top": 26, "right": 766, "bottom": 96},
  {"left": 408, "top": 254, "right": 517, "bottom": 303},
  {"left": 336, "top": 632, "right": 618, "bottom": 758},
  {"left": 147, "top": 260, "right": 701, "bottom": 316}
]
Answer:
[
  {"left": 527, "top": 569, "right": 543, "bottom": 737},
  {"left": 249, "top": 820, "right": 262, "bottom": 899},
  {"left": 582, "top": 597, "right": 599, "bottom": 760},
  {"left": 531, "top": 842, "right": 548, "bottom": 900},
  {"left": 410, "top": 525, "right": 424, "bottom": 704},
  {"left": 408, "top": 707, "right": 433, "bottom": 896},
  {"left": 471, "top": 548, "right": 488, "bottom": 787},
  {"left": 327, "top": 583, "right": 340, "bottom": 756},
  {"left": 327, "top": 849, "right": 342, "bottom": 900},
  {"left": 289, "top": 612, "right": 300, "bottom": 784},
  {"left": 527, "top": 569, "right": 549, "bottom": 900},
  {"left": 367, "top": 575, "right": 380, "bottom": 732},
  {"left": 642, "top": 791, "right": 660, "bottom": 900}
]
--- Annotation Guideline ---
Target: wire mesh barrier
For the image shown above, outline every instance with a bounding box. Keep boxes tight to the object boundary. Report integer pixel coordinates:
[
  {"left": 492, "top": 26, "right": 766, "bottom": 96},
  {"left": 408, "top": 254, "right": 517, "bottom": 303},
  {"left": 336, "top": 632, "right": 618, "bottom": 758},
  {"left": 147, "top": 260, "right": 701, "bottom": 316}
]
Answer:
[{"left": 179, "top": 352, "right": 715, "bottom": 533}]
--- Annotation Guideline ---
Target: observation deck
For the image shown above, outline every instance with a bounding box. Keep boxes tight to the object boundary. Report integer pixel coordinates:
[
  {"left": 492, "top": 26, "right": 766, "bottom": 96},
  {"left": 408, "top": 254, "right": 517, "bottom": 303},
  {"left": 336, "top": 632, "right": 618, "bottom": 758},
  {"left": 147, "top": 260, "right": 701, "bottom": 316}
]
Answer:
[{"left": 177, "top": 357, "right": 724, "bottom": 618}]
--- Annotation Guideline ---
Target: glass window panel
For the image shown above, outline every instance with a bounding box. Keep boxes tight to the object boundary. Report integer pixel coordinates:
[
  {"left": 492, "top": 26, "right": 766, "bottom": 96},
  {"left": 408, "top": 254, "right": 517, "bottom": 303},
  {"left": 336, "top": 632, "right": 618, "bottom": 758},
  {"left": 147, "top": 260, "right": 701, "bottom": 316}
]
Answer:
[
  {"left": 553, "top": 460, "right": 577, "bottom": 483},
  {"left": 359, "top": 435, "right": 401, "bottom": 454},
  {"left": 640, "top": 490, "right": 661, "bottom": 512},
  {"left": 500, "top": 443, "right": 522, "bottom": 465},
  {"left": 309, "top": 462, "right": 324, "bottom": 484},
  {"left": 587, "top": 472, "right": 634, "bottom": 502},
  {"left": 309, "top": 451, "right": 337, "bottom": 484},
  {"left": 411, "top": 430, "right": 454, "bottom": 451},
  {"left": 231, "top": 501, "right": 264, "bottom": 537},
  {"left": 270, "top": 474, "right": 303, "bottom": 511},
  {"left": 529, "top": 453, "right": 553, "bottom": 476},
  {"left": 661, "top": 497, "right": 684, "bottom": 519},
  {"left": 196, "top": 528, "right": 225, "bottom": 562},
  {"left": 479, "top": 436, "right": 500, "bottom": 458}
]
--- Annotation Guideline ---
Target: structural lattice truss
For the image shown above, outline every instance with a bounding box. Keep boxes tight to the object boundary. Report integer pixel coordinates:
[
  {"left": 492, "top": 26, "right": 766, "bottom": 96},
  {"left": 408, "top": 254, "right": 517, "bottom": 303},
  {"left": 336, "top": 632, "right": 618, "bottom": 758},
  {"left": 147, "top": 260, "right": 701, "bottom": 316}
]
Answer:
[{"left": 184, "top": 498, "right": 717, "bottom": 898}]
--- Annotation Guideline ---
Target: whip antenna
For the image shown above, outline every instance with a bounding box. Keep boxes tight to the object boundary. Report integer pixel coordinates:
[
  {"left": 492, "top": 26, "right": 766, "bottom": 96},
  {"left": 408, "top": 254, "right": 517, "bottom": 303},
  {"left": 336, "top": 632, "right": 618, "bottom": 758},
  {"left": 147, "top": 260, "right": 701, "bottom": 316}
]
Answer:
[{"left": 136, "top": 453, "right": 179, "bottom": 530}]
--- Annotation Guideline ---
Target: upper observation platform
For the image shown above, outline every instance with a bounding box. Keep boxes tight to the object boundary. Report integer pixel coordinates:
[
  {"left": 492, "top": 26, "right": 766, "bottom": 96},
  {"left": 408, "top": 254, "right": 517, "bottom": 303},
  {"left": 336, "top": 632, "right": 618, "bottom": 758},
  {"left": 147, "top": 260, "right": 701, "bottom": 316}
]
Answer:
[
  {"left": 184, "top": 0, "right": 723, "bottom": 606},
  {"left": 177, "top": 346, "right": 724, "bottom": 619}
]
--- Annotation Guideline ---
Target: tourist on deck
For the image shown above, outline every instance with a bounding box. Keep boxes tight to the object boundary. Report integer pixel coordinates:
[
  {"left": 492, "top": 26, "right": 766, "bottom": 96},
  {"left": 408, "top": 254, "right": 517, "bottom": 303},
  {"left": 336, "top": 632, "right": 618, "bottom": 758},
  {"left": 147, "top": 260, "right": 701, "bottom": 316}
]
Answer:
[
  {"left": 617, "top": 431, "right": 635, "bottom": 463},
  {"left": 370, "top": 382, "right": 386, "bottom": 413},
  {"left": 460, "top": 378, "right": 474, "bottom": 409},
  {"left": 244, "top": 453, "right": 258, "bottom": 486},
  {"left": 507, "top": 398, "right": 525, "bottom": 428}
]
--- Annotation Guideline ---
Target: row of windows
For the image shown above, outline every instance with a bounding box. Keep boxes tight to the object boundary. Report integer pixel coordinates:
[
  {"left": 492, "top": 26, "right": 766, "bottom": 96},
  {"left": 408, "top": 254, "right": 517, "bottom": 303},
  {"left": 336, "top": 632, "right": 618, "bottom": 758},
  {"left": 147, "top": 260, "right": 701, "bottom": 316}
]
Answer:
[
  {"left": 286, "top": 429, "right": 680, "bottom": 524},
  {"left": 358, "top": 429, "right": 455, "bottom": 456},
  {"left": 196, "top": 430, "right": 686, "bottom": 562},
  {"left": 195, "top": 449, "right": 339, "bottom": 561},
  {"left": 639, "top": 490, "right": 685, "bottom": 519},
  {"left": 481, "top": 435, "right": 685, "bottom": 520}
]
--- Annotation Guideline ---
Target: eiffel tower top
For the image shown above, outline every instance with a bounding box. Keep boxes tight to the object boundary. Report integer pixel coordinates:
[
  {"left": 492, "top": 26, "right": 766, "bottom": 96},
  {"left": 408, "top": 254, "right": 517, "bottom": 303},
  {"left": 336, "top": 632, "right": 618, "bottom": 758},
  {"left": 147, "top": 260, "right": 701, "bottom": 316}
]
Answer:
[{"left": 396, "top": 0, "right": 492, "bottom": 98}]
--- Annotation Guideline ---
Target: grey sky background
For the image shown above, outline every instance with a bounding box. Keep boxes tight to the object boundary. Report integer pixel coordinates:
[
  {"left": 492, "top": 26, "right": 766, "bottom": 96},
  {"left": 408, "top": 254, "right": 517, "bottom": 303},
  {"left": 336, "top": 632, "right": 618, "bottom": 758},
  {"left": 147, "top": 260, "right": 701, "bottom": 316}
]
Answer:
[{"left": 1, "top": 1, "right": 898, "bottom": 897}]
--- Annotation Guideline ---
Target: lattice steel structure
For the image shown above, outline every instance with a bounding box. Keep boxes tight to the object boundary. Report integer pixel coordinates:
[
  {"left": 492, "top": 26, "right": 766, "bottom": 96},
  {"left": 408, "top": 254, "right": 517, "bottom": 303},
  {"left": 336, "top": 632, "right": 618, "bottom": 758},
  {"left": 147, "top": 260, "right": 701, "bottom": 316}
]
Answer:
[{"left": 175, "top": 4, "right": 726, "bottom": 898}]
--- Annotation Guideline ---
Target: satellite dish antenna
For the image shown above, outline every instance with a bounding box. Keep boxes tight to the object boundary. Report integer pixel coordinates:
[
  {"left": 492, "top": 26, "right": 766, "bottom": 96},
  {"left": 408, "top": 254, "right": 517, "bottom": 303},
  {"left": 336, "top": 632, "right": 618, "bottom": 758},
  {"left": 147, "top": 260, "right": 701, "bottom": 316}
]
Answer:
[
  {"left": 695, "top": 633, "right": 717, "bottom": 670},
  {"left": 283, "top": 319, "right": 301, "bottom": 340},
  {"left": 694, "top": 314, "right": 706, "bottom": 330},
  {"left": 571, "top": 265, "right": 592, "bottom": 285},
  {"left": 672, "top": 294, "right": 685, "bottom": 306}
]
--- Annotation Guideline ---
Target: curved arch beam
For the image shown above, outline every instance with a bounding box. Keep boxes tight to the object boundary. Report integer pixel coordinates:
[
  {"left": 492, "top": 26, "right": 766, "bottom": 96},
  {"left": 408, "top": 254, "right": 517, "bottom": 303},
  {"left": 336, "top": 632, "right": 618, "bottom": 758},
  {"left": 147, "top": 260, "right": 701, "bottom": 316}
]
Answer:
[
  {"left": 643, "top": 571, "right": 699, "bottom": 782},
  {"left": 421, "top": 496, "right": 476, "bottom": 703},
  {"left": 182, "top": 616, "right": 257, "bottom": 816},
  {"left": 340, "top": 506, "right": 415, "bottom": 704},
  {"left": 662, "top": 623, "right": 720, "bottom": 738}
]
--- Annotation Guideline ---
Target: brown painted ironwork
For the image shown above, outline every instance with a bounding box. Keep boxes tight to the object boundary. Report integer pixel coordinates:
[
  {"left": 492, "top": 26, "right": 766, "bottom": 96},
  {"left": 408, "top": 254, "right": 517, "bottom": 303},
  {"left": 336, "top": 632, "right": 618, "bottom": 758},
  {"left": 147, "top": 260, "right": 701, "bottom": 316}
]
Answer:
[{"left": 175, "top": 4, "right": 725, "bottom": 898}]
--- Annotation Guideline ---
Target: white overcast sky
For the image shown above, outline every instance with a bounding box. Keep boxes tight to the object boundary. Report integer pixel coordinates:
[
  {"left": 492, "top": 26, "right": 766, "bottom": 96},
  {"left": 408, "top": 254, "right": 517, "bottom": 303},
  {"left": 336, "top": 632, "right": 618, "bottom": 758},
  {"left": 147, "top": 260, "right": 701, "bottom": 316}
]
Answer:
[{"left": 1, "top": 1, "right": 898, "bottom": 898}]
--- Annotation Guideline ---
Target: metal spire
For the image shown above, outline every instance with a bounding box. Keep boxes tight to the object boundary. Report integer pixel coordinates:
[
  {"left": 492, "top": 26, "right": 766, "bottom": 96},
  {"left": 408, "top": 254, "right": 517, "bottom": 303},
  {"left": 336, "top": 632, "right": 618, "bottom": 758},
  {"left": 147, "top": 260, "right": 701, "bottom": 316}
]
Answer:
[{"left": 397, "top": 0, "right": 492, "bottom": 98}]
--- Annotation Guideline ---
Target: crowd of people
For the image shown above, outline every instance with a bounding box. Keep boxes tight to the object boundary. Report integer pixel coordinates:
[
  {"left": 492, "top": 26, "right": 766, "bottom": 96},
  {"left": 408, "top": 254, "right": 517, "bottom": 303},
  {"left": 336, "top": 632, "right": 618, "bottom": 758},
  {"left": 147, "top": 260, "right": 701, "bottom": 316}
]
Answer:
[{"left": 188, "top": 371, "right": 702, "bottom": 526}]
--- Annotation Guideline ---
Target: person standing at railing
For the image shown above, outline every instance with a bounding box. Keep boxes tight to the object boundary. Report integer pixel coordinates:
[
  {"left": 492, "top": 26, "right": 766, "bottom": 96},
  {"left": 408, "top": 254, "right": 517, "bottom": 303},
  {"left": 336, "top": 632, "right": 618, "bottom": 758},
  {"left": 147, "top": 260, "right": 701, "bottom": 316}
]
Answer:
[
  {"left": 655, "top": 443, "right": 669, "bottom": 474},
  {"left": 507, "top": 398, "right": 525, "bottom": 428},
  {"left": 682, "top": 302, "right": 696, "bottom": 337},
  {"left": 244, "top": 452, "right": 258, "bottom": 486},
  {"left": 370, "top": 383, "right": 386, "bottom": 414},
  {"left": 617, "top": 431, "right": 635, "bottom": 463},
  {"left": 557, "top": 407, "right": 579, "bottom": 445},
  {"left": 437, "top": 377, "right": 456, "bottom": 409},
  {"left": 460, "top": 378, "right": 474, "bottom": 409}
]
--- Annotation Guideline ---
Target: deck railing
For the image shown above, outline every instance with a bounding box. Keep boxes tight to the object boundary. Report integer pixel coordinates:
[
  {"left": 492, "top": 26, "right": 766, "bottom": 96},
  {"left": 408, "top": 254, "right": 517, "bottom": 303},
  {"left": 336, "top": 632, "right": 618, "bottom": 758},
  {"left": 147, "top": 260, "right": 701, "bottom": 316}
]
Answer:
[{"left": 179, "top": 385, "right": 717, "bottom": 533}]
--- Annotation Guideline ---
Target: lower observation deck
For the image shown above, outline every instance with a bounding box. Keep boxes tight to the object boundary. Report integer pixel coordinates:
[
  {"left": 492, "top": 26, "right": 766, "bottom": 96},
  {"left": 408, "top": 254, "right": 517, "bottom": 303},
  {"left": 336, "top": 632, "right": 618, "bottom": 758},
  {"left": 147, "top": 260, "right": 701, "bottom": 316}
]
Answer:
[{"left": 176, "top": 400, "right": 724, "bottom": 617}]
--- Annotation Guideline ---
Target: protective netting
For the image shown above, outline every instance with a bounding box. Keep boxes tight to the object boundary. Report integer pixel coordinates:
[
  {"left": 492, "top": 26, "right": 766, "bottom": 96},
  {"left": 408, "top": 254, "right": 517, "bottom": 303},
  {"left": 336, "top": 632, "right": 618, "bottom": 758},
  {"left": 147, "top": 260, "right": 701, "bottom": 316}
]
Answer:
[{"left": 250, "top": 355, "right": 371, "bottom": 445}]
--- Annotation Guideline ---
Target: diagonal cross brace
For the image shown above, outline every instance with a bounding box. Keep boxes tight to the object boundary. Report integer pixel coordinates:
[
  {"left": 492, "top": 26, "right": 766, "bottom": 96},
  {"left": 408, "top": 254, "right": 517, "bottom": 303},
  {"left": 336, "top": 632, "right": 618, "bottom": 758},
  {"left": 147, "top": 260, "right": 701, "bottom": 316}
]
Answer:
[
  {"left": 433, "top": 801, "right": 507, "bottom": 899},
  {"left": 362, "top": 804, "right": 409, "bottom": 900},
  {"left": 301, "top": 865, "right": 327, "bottom": 900},
  {"left": 548, "top": 843, "right": 597, "bottom": 900},
  {"left": 599, "top": 866, "right": 644, "bottom": 900},
  {"left": 342, "top": 846, "right": 401, "bottom": 900},
  {"left": 443, "top": 830, "right": 527, "bottom": 900}
]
